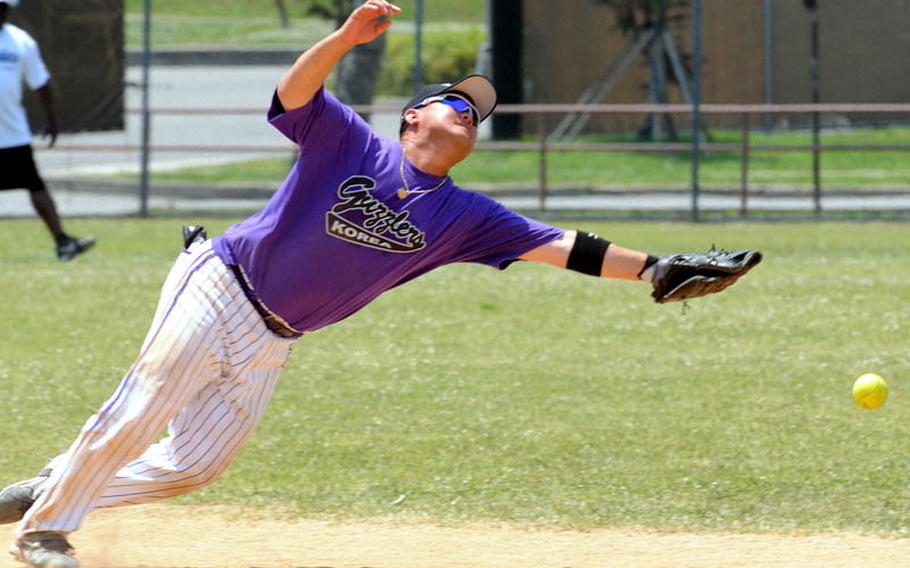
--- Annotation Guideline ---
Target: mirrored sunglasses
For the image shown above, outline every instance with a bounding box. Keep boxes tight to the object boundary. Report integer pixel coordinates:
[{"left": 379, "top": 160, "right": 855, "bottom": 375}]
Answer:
[{"left": 418, "top": 94, "right": 479, "bottom": 126}]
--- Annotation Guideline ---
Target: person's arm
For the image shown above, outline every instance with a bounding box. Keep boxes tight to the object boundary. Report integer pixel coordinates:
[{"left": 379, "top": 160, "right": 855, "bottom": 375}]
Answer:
[
  {"left": 34, "top": 82, "right": 58, "bottom": 148},
  {"left": 276, "top": 0, "right": 400, "bottom": 111},
  {"left": 521, "top": 230, "right": 764, "bottom": 304},
  {"left": 520, "top": 231, "right": 650, "bottom": 280}
]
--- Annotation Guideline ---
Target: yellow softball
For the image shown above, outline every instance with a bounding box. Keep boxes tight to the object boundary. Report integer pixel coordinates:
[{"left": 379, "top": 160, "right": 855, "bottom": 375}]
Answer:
[{"left": 852, "top": 373, "right": 888, "bottom": 409}]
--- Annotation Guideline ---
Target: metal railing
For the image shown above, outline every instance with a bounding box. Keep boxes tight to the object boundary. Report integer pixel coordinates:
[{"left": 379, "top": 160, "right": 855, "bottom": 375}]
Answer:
[
  {"left": 48, "top": 102, "right": 910, "bottom": 219},
  {"left": 487, "top": 103, "right": 910, "bottom": 216}
]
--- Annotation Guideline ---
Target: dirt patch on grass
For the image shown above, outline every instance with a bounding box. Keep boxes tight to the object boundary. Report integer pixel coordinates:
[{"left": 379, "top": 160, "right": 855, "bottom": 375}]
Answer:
[{"left": 1, "top": 504, "right": 907, "bottom": 568}]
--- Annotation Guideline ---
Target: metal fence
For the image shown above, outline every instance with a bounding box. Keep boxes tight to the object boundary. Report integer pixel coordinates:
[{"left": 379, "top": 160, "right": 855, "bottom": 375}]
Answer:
[
  {"left": 487, "top": 102, "right": 910, "bottom": 219},
  {"left": 40, "top": 102, "right": 910, "bottom": 221}
]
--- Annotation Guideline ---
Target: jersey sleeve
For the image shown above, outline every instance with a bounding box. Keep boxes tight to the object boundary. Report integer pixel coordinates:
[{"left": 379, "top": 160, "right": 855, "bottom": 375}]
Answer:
[
  {"left": 20, "top": 34, "right": 50, "bottom": 90},
  {"left": 454, "top": 194, "right": 565, "bottom": 270},
  {"left": 267, "top": 86, "right": 371, "bottom": 152}
]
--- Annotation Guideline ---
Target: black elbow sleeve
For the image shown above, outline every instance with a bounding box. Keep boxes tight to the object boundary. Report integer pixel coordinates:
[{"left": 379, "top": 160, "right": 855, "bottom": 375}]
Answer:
[{"left": 566, "top": 231, "right": 611, "bottom": 276}]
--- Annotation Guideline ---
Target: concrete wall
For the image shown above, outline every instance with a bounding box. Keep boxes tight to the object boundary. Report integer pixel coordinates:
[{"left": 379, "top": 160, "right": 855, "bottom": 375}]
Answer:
[{"left": 771, "top": 0, "right": 910, "bottom": 104}]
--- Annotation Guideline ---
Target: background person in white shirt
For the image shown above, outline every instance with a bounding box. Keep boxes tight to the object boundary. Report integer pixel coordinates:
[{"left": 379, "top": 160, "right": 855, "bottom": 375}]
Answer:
[{"left": 0, "top": 0, "right": 94, "bottom": 261}]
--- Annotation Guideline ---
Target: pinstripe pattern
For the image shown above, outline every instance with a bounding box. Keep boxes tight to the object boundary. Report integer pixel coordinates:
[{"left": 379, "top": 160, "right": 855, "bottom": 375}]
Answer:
[{"left": 18, "top": 241, "right": 295, "bottom": 535}]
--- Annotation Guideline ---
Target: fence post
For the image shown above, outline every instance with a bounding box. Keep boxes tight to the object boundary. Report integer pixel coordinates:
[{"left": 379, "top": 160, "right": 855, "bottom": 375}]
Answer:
[
  {"left": 740, "top": 112, "right": 750, "bottom": 217},
  {"left": 763, "top": 0, "right": 774, "bottom": 132},
  {"left": 812, "top": 110, "right": 822, "bottom": 217},
  {"left": 538, "top": 112, "right": 548, "bottom": 213},
  {"left": 138, "top": 0, "right": 152, "bottom": 218},
  {"left": 807, "top": 0, "right": 822, "bottom": 217}
]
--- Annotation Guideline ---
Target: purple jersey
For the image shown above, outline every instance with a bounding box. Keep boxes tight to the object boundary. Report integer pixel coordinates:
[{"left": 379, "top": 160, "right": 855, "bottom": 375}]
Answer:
[{"left": 212, "top": 88, "right": 563, "bottom": 332}]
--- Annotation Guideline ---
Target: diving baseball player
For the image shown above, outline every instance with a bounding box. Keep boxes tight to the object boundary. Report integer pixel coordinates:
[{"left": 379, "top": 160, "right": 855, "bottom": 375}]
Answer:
[{"left": 0, "top": 2, "right": 761, "bottom": 566}]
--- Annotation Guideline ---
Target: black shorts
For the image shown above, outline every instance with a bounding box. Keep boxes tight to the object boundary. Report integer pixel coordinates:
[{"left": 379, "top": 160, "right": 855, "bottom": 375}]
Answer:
[{"left": 0, "top": 145, "right": 44, "bottom": 192}]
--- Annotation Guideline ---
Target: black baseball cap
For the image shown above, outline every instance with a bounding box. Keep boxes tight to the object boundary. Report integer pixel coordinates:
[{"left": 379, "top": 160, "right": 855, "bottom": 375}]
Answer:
[{"left": 400, "top": 74, "right": 498, "bottom": 134}]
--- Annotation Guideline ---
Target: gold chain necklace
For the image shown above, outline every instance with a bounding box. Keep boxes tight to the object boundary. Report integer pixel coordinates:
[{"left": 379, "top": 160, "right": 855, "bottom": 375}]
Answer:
[{"left": 397, "top": 151, "right": 449, "bottom": 199}]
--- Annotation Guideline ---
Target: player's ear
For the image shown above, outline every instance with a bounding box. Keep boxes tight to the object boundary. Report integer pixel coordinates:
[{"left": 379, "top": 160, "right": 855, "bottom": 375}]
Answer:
[{"left": 403, "top": 108, "right": 420, "bottom": 131}]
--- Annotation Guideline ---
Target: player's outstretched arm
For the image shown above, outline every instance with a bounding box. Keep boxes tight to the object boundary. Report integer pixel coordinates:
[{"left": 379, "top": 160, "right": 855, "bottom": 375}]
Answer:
[
  {"left": 521, "top": 231, "right": 648, "bottom": 280},
  {"left": 277, "top": 0, "right": 400, "bottom": 111},
  {"left": 521, "top": 231, "right": 763, "bottom": 303}
]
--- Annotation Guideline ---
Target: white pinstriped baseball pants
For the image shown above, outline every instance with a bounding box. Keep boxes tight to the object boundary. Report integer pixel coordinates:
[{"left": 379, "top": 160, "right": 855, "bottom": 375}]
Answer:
[{"left": 18, "top": 240, "right": 297, "bottom": 536}]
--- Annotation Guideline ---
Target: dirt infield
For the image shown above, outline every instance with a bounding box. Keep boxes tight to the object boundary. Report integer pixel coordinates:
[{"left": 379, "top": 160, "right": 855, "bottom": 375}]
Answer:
[{"left": 0, "top": 504, "right": 907, "bottom": 568}]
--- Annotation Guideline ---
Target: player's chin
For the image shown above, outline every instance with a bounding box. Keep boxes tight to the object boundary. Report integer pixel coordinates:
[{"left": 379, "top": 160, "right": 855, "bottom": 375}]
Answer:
[
  {"left": 453, "top": 124, "right": 477, "bottom": 145},
  {"left": 449, "top": 137, "right": 475, "bottom": 163},
  {"left": 454, "top": 135, "right": 476, "bottom": 156}
]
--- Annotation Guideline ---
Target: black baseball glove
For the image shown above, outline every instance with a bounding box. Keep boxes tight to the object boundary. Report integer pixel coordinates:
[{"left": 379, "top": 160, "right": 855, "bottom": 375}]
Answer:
[{"left": 651, "top": 248, "right": 763, "bottom": 304}]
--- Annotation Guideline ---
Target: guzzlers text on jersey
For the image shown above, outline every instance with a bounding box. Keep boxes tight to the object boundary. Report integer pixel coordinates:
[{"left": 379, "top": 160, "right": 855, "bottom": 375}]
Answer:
[{"left": 325, "top": 176, "right": 427, "bottom": 253}]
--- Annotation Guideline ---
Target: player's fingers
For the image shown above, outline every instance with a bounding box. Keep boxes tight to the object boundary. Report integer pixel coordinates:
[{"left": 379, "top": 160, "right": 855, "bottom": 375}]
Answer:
[
  {"left": 374, "top": 19, "right": 393, "bottom": 36},
  {"left": 365, "top": 0, "right": 400, "bottom": 17}
]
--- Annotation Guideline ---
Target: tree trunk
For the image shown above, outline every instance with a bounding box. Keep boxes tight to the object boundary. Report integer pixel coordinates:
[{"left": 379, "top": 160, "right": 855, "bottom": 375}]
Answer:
[
  {"left": 333, "top": 1, "right": 386, "bottom": 122},
  {"left": 274, "top": 0, "right": 289, "bottom": 28}
]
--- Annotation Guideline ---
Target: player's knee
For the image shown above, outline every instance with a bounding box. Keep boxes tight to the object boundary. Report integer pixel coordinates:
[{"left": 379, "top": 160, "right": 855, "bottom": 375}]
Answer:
[
  {"left": 174, "top": 449, "right": 237, "bottom": 483},
  {"left": 166, "top": 461, "right": 231, "bottom": 496}
]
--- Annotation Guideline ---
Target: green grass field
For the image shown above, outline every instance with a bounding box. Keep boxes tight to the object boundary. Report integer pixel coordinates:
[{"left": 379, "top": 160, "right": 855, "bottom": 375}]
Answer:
[
  {"left": 0, "top": 219, "right": 908, "bottom": 535},
  {"left": 144, "top": 127, "right": 910, "bottom": 191}
]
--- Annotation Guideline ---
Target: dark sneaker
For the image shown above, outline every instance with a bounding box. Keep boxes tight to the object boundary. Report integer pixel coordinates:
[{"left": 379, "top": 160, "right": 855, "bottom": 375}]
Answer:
[
  {"left": 0, "top": 470, "right": 50, "bottom": 525},
  {"left": 56, "top": 236, "right": 96, "bottom": 262},
  {"left": 9, "top": 532, "right": 78, "bottom": 568}
]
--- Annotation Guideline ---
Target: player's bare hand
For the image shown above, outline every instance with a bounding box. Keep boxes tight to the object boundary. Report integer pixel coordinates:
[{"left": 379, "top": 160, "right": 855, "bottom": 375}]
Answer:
[
  {"left": 338, "top": 0, "right": 400, "bottom": 46},
  {"left": 44, "top": 119, "right": 58, "bottom": 149}
]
